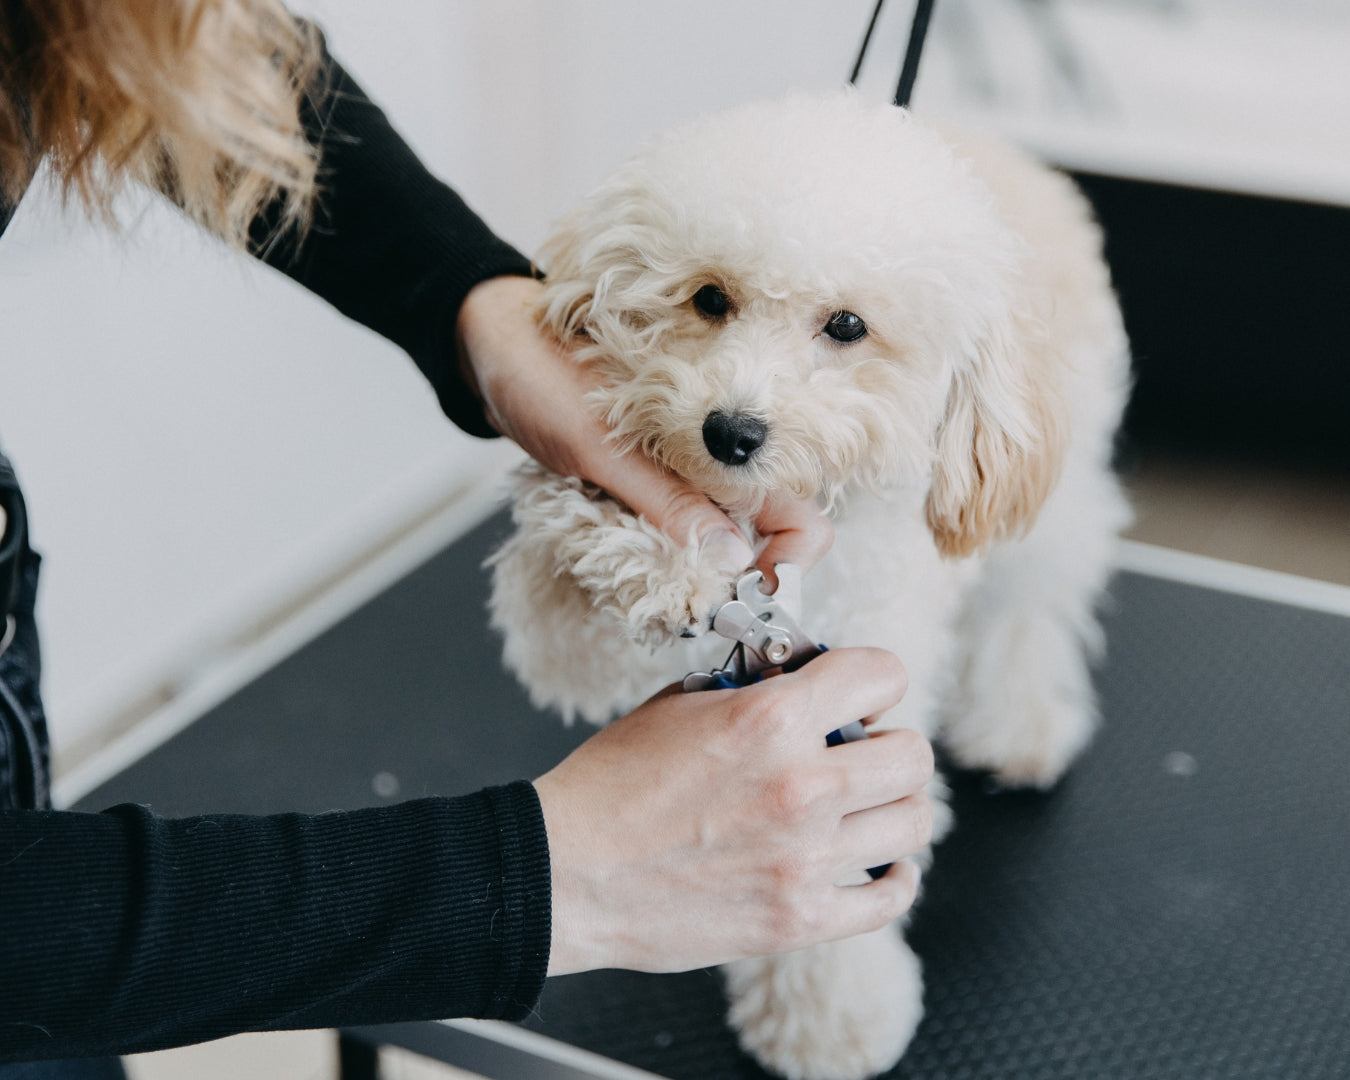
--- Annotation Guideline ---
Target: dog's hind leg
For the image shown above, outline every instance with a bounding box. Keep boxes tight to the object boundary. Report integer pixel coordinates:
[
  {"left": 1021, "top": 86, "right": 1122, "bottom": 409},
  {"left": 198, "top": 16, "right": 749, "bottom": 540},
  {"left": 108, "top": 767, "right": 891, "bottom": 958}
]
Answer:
[
  {"left": 724, "top": 926, "right": 923, "bottom": 1080},
  {"left": 938, "top": 462, "right": 1130, "bottom": 789}
]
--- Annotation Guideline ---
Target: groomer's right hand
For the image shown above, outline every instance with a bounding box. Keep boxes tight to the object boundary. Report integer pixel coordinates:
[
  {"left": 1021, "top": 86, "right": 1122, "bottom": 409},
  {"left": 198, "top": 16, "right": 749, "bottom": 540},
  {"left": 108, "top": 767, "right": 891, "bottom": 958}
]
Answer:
[{"left": 534, "top": 647, "right": 932, "bottom": 977}]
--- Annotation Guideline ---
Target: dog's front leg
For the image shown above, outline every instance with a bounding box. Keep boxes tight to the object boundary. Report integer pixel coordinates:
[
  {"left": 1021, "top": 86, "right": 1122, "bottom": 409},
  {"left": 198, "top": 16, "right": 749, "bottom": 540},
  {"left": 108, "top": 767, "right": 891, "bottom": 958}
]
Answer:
[
  {"left": 488, "top": 464, "right": 739, "bottom": 723},
  {"left": 725, "top": 925, "right": 924, "bottom": 1080}
]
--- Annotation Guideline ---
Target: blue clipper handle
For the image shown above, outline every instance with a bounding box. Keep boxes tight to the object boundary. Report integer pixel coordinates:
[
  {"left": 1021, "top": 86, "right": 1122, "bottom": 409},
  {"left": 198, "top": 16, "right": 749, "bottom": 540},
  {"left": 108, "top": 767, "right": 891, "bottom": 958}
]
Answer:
[
  {"left": 708, "top": 671, "right": 748, "bottom": 691},
  {"left": 825, "top": 719, "right": 867, "bottom": 746}
]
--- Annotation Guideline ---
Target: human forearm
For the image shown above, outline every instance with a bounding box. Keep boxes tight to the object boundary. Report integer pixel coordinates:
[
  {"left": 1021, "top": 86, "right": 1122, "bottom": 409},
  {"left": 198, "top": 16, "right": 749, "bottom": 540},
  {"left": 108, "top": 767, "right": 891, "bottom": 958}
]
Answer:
[
  {"left": 0, "top": 787, "right": 549, "bottom": 1061},
  {"left": 250, "top": 30, "right": 533, "bottom": 437}
]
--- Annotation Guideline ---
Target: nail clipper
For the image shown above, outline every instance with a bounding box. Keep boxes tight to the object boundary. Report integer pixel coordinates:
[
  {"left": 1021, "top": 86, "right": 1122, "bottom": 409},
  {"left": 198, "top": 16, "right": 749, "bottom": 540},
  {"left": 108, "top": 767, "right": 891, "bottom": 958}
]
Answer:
[{"left": 684, "top": 563, "right": 889, "bottom": 879}]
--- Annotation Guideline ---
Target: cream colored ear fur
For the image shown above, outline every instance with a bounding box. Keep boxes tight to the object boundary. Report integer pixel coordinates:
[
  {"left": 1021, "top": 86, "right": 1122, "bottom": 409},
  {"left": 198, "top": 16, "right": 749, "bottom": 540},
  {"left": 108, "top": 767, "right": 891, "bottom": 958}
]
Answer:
[
  {"left": 535, "top": 208, "right": 595, "bottom": 344},
  {"left": 925, "top": 308, "right": 1067, "bottom": 559}
]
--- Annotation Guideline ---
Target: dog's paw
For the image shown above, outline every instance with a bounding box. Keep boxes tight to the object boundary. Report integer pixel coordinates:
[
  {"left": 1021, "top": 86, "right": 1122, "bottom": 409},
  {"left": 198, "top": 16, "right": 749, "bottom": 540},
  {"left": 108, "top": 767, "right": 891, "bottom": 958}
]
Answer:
[
  {"left": 941, "top": 606, "right": 1100, "bottom": 791},
  {"left": 724, "top": 929, "right": 923, "bottom": 1080},
  {"left": 494, "top": 464, "right": 748, "bottom": 648},
  {"left": 945, "top": 690, "right": 1094, "bottom": 790},
  {"left": 584, "top": 520, "right": 745, "bottom": 646}
]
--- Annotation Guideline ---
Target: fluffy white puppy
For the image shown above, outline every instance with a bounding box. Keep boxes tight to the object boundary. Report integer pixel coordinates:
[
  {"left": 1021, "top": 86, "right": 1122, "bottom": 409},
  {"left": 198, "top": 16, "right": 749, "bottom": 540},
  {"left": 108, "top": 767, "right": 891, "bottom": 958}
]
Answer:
[{"left": 489, "top": 93, "right": 1131, "bottom": 1080}]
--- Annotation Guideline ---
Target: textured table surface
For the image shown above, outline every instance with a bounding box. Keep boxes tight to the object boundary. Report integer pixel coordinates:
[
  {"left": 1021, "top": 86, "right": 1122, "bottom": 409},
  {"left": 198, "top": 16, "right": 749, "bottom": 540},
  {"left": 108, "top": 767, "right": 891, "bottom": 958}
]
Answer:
[{"left": 84, "top": 514, "right": 1350, "bottom": 1080}]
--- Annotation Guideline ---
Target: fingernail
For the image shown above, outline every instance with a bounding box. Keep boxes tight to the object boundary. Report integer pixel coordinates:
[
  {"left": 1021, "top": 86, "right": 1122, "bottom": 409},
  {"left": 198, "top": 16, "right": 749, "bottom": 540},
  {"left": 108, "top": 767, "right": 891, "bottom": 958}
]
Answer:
[{"left": 701, "top": 529, "right": 754, "bottom": 575}]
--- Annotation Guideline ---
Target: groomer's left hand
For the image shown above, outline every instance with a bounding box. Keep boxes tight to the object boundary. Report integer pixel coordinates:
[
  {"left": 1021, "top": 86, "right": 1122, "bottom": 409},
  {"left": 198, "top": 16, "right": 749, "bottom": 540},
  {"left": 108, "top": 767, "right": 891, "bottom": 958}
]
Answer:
[{"left": 457, "top": 275, "right": 832, "bottom": 586}]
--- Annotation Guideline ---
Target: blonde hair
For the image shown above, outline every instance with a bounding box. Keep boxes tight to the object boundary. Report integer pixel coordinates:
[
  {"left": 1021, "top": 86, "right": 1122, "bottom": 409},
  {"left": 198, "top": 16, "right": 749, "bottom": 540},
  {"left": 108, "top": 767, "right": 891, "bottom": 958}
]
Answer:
[{"left": 0, "top": 0, "right": 321, "bottom": 247}]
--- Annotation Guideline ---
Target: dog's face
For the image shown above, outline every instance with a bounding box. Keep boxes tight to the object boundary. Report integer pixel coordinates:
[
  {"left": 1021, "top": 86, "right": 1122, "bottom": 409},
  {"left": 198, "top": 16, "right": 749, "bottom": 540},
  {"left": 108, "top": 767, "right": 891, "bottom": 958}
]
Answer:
[{"left": 540, "top": 94, "right": 1064, "bottom": 556}]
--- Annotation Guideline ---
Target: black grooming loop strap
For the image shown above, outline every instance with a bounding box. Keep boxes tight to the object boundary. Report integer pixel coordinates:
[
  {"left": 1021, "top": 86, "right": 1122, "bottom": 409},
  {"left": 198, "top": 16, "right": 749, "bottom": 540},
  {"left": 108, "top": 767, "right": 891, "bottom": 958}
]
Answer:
[{"left": 849, "top": 0, "right": 937, "bottom": 108}]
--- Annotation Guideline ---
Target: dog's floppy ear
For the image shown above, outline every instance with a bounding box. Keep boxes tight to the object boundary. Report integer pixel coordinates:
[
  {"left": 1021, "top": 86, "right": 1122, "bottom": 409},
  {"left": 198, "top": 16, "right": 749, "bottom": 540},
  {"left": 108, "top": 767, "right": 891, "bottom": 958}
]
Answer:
[
  {"left": 925, "top": 311, "right": 1067, "bottom": 558},
  {"left": 535, "top": 207, "right": 598, "bottom": 342}
]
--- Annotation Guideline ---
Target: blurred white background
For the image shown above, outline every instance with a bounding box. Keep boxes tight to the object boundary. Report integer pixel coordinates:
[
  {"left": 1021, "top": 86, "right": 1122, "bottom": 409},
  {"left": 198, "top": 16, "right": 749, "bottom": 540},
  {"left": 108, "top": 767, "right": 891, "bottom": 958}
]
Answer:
[{"left": 0, "top": 0, "right": 1346, "bottom": 769}]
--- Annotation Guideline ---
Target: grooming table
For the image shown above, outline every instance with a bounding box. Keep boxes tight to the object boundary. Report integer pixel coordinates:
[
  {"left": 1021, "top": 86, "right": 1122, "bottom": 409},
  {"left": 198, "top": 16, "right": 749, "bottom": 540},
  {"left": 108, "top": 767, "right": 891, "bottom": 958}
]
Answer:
[{"left": 78, "top": 513, "right": 1350, "bottom": 1080}]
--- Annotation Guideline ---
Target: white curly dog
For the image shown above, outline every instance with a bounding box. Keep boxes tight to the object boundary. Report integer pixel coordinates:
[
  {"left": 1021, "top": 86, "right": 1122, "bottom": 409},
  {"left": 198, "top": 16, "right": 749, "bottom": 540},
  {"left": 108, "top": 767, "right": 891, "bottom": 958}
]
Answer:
[{"left": 489, "top": 93, "right": 1131, "bottom": 1080}]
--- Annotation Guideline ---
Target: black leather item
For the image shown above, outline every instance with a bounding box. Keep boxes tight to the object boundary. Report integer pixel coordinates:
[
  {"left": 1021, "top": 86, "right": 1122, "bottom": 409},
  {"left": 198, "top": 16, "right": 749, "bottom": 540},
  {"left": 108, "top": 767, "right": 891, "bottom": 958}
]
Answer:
[
  {"left": 0, "top": 452, "right": 27, "bottom": 623},
  {"left": 0, "top": 677, "right": 45, "bottom": 812},
  {"left": 0, "top": 450, "right": 49, "bottom": 811}
]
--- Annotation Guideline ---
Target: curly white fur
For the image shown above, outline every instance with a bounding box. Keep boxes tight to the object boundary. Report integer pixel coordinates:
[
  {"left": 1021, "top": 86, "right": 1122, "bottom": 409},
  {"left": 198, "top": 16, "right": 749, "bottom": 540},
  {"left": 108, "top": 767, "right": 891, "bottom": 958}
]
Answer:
[{"left": 489, "top": 92, "right": 1131, "bottom": 1079}]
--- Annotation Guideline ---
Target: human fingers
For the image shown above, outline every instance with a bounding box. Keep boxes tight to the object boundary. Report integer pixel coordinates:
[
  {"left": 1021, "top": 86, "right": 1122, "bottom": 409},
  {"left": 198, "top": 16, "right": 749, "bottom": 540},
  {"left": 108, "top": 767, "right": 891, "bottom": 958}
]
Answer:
[
  {"left": 844, "top": 860, "right": 924, "bottom": 928},
  {"left": 752, "top": 497, "right": 834, "bottom": 590},
  {"left": 793, "top": 723, "right": 934, "bottom": 826},
  {"left": 829, "top": 727, "right": 934, "bottom": 788},
  {"left": 780, "top": 861, "right": 923, "bottom": 951},
  {"left": 459, "top": 276, "right": 754, "bottom": 572},
  {"left": 582, "top": 447, "right": 754, "bottom": 577},
  {"left": 835, "top": 791, "right": 934, "bottom": 879},
  {"left": 537, "top": 673, "right": 928, "bottom": 972},
  {"left": 754, "top": 647, "right": 909, "bottom": 742},
  {"left": 824, "top": 727, "right": 934, "bottom": 810}
]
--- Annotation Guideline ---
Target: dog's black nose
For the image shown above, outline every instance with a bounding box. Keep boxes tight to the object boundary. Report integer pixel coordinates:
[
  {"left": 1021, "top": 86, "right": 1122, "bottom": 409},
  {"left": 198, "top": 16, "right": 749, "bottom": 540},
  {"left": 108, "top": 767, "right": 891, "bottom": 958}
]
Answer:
[{"left": 702, "top": 411, "right": 767, "bottom": 466}]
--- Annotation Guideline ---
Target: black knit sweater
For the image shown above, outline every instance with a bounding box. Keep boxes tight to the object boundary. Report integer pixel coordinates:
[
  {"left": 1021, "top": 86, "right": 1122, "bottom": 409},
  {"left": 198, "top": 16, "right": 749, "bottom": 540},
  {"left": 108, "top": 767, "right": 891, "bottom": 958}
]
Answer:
[
  {"left": 0, "top": 41, "right": 552, "bottom": 1062},
  {"left": 0, "top": 790, "right": 551, "bottom": 1059}
]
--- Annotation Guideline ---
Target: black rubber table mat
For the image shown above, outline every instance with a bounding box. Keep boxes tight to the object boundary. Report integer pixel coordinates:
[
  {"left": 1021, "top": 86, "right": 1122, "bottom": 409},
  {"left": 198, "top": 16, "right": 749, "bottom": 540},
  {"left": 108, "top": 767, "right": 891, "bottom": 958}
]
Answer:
[{"left": 81, "top": 513, "right": 1350, "bottom": 1079}]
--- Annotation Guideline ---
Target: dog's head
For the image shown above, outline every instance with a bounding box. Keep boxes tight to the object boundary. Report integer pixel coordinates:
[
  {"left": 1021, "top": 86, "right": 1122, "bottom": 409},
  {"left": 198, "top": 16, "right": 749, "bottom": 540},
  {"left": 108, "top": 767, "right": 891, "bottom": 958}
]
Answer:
[{"left": 539, "top": 93, "right": 1064, "bottom": 557}]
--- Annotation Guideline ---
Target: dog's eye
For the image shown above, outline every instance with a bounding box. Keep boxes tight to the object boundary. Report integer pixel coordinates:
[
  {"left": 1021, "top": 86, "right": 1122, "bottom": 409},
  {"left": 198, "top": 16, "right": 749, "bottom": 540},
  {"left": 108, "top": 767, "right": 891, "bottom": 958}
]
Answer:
[
  {"left": 824, "top": 311, "right": 867, "bottom": 343},
  {"left": 692, "top": 284, "right": 731, "bottom": 319}
]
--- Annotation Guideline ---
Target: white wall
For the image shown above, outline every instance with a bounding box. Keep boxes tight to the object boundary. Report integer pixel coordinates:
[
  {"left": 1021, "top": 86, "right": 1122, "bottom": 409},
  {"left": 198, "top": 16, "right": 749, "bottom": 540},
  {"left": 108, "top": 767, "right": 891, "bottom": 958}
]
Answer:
[
  {"left": 2, "top": 0, "right": 1346, "bottom": 765},
  {"left": 421, "top": 0, "right": 1350, "bottom": 250},
  {"left": 0, "top": 0, "right": 519, "bottom": 757}
]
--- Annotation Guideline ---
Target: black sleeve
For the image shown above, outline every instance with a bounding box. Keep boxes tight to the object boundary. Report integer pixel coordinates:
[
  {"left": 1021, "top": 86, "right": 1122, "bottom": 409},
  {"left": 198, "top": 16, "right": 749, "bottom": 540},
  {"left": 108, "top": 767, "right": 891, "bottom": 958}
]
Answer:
[
  {"left": 250, "top": 33, "right": 535, "bottom": 438},
  {"left": 0, "top": 784, "right": 551, "bottom": 1061}
]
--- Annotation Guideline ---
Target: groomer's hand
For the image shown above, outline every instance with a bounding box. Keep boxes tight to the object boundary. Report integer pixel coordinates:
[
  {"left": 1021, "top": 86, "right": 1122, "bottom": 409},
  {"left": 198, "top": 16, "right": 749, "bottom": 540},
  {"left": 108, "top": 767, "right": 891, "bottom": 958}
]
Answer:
[
  {"left": 534, "top": 647, "right": 932, "bottom": 976},
  {"left": 456, "top": 275, "right": 832, "bottom": 585}
]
